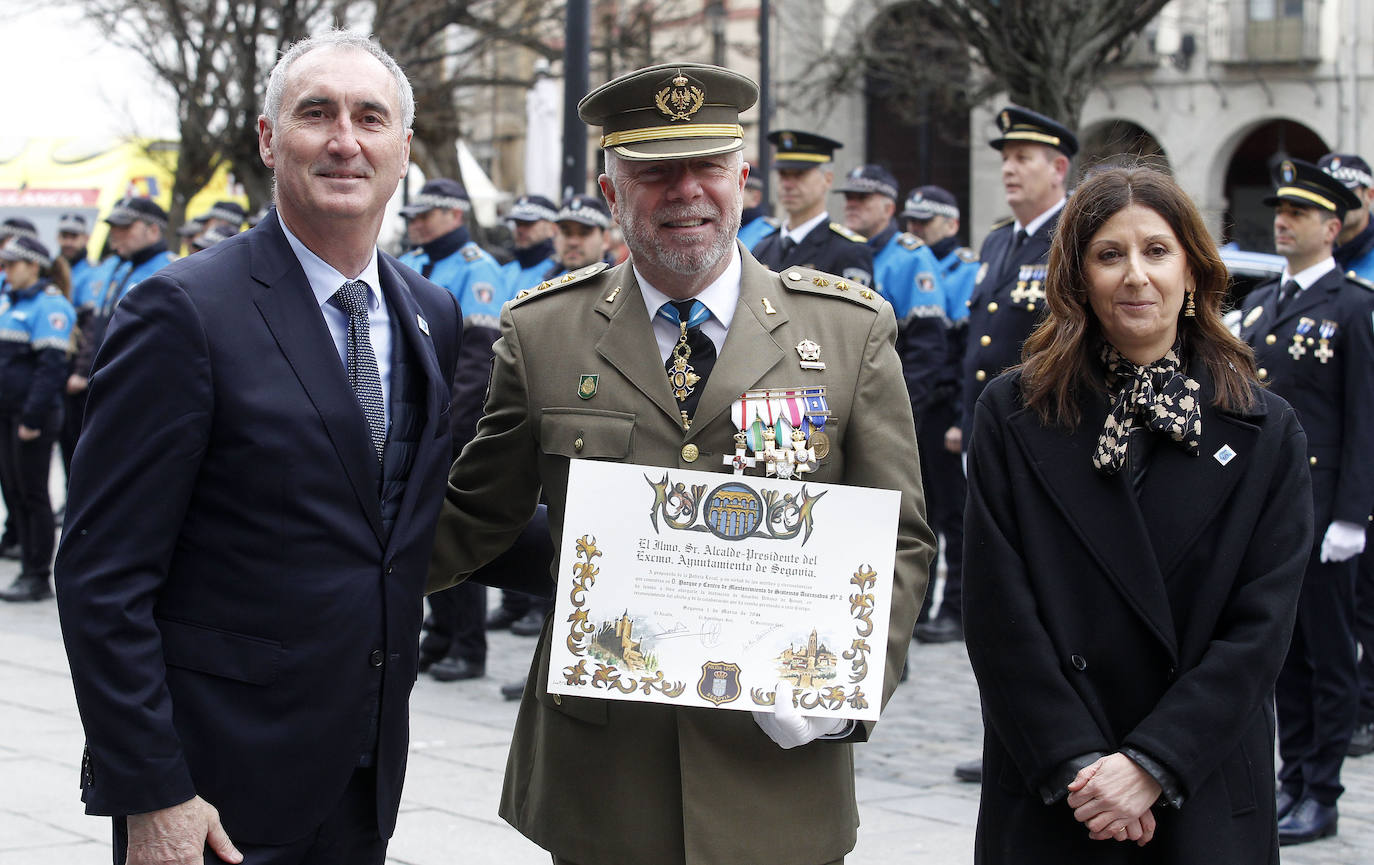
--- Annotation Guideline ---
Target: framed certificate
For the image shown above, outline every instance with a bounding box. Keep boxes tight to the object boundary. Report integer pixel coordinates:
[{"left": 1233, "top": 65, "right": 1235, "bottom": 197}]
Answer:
[{"left": 546, "top": 460, "right": 901, "bottom": 722}]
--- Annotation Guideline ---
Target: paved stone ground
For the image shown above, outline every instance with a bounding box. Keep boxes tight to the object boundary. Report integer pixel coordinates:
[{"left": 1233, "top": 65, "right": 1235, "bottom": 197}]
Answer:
[{"left": 2, "top": 565, "right": 1371, "bottom": 863}]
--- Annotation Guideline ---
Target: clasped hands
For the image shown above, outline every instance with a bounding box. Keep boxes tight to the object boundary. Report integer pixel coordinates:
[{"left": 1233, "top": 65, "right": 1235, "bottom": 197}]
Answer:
[{"left": 1065, "top": 753, "right": 1162, "bottom": 846}]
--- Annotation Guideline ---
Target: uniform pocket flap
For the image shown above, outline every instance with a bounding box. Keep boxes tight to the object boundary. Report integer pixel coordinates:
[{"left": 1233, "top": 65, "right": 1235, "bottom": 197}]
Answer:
[
  {"left": 540, "top": 408, "right": 635, "bottom": 460},
  {"left": 157, "top": 616, "right": 284, "bottom": 686}
]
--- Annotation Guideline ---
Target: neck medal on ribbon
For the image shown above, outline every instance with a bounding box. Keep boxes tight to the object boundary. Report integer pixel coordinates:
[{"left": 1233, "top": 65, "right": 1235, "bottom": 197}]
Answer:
[{"left": 723, "top": 387, "right": 831, "bottom": 477}]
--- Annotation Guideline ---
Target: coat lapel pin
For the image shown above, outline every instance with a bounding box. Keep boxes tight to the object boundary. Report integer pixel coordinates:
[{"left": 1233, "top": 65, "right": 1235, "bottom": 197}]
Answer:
[
  {"left": 1213, "top": 444, "right": 1236, "bottom": 466},
  {"left": 416, "top": 313, "right": 430, "bottom": 336}
]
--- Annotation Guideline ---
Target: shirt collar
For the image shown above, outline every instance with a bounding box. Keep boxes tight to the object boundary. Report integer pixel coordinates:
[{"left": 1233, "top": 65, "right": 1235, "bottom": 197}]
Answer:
[
  {"left": 1281, "top": 256, "right": 1337, "bottom": 291},
  {"left": 636, "top": 245, "right": 742, "bottom": 331},
  {"left": 1015, "top": 196, "right": 1067, "bottom": 239},
  {"left": 783, "top": 210, "right": 830, "bottom": 244},
  {"left": 278, "top": 215, "right": 382, "bottom": 311}
]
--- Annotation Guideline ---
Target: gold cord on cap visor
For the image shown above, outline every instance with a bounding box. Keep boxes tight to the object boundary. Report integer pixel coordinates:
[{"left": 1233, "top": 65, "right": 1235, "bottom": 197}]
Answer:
[{"left": 601, "top": 123, "right": 745, "bottom": 149}]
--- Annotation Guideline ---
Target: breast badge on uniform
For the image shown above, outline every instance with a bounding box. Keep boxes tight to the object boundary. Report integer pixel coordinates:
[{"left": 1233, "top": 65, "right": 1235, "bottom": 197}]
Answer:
[
  {"left": 796, "top": 339, "right": 826, "bottom": 371},
  {"left": 578, "top": 374, "right": 599, "bottom": 399},
  {"left": 48, "top": 312, "right": 68, "bottom": 331},
  {"left": 1243, "top": 305, "right": 1264, "bottom": 328},
  {"left": 918, "top": 272, "right": 937, "bottom": 293},
  {"left": 474, "top": 283, "right": 494, "bottom": 304}
]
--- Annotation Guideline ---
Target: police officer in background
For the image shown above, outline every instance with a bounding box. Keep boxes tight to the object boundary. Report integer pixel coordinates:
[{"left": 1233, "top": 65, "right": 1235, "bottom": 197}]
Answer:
[
  {"left": 836, "top": 164, "right": 946, "bottom": 420},
  {"left": 501, "top": 195, "right": 559, "bottom": 295},
  {"left": 1238, "top": 158, "right": 1374, "bottom": 845},
  {"left": 751, "top": 130, "right": 873, "bottom": 286},
  {"left": 398, "top": 178, "right": 507, "bottom": 683},
  {"left": 0, "top": 219, "right": 40, "bottom": 291},
  {"left": 957, "top": 107, "right": 1076, "bottom": 451},
  {"left": 949, "top": 107, "right": 1076, "bottom": 786},
  {"left": 543, "top": 194, "right": 613, "bottom": 281},
  {"left": 901, "top": 185, "right": 978, "bottom": 644},
  {"left": 55, "top": 214, "right": 97, "bottom": 475},
  {"left": 736, "top": 165, "right": 775, "bottom": 248},
  {"left": 0, "top": 237, "right": 77, "bottom": 602},
  {"left": 1319, "top": 153, "right": 1374, "bottom": 281},
  {"left": 71, "top": 197, "right": 176, "bottom": 410}
]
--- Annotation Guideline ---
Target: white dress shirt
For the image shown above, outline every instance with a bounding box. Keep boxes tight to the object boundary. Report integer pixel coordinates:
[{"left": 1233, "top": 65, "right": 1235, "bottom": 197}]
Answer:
[
  {"left": 278, "top": 216, "right": 393, "bottom": 428},
  {"left": 636, "top": 246, "right": 742, "bottom": 362}
]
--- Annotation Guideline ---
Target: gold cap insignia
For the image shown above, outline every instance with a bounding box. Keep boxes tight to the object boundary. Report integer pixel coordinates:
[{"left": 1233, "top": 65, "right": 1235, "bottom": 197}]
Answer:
[
  {"left": 1281, "top": 160, "right": 1295, "bottom": 183},
  {"left": 655, "top": 72, "right": 705, "bottom": 122},
  {"left": 1000, "top": 110, "right": 1010, "bottom": 130}
]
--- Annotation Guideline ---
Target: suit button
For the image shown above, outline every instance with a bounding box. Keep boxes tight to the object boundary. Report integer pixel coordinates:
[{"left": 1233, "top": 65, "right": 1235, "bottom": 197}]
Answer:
[
  {"left": 979, "top": 335, "right": 991, "bottom": 346},
  {"left": 386, "top": 564, "right": 394, "bottom": 576},
  {"left": 1071, "top": 654, "right": 1087, "bottom": 671},
  {"left": 681, "top": 444, "right": 699, "bottom": 462},
  {"left": 1257, "top": 368, "right": 1268, "bottom": 380},
  {"left": 370, "top": 649, "right": 384, "bottom": 668},
  {"left": 987, "top": 301, "right": 998, "bottom": 313},
  {"left": 976, "top": 369, "right": 987, "bottom": 382},
  {"left": 1168, "top": 665, "right": 1177, "bottom": 679},
  {"left": 1310, "top": 456, "right": 1318, "bottom": 466},
  {"left": 1266, "top": 334, "right": 1277, "bottom": 345},
  {"left": 574, "top": 437, "right": 585, "bottom": 452}
]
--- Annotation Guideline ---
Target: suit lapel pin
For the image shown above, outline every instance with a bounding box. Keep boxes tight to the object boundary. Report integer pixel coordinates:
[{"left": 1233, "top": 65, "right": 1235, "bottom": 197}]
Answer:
[
  {"left": 416, "top": 314, "right": 430, "bottom": 336},
  {"left": 605, "top": 285, "right": 621, "bottom": 303},
  {"left": 1213, "top": 444, "right": 1236, "bottom": 466},
  {"left": 796, "top": 338, "right": 825, "bottom": 371},
  {"left": 578, "top": 374, "right": 599, "bottom": 399},
  {"left": 761, "top": 297, "right": 778, "bottom": 315}
]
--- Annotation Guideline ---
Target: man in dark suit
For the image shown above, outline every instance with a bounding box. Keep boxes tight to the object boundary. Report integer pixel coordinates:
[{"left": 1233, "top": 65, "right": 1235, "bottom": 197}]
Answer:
[
  {"left": 750, "top": 130, "right": 873, "bottom": 286},
  {"left": 1238, "top": 158, "right": 1374, "bottom": 846},
  {"left": 55, "top": 30, "right": 461, "bottom": 865}
]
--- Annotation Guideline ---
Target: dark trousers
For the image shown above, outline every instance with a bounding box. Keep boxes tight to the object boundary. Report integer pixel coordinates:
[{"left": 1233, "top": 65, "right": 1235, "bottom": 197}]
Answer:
[
  {"left": 422, "top": 580, "right": 487, "bottom": 663},
  {"left": 1356, "top": 538, "right": 1374, "bottom": 724},
  {"left": 0, "top": 414, "right": 58, "bottom": 578},
  {"left": 113, "top": 767, "right": 385, "bottom": 865},
  {"left": 1277, "top": 551, "right": 1360, "bottom": 805},
  {"left": 915, "top": 398, "right": 966, "bottom": 623},
  {"left": 498, "top": 587, "right": 551, "bottom": 618},
  {"left": 553, "top": 858, "right": 842, "bottom": 865},
  {"left": 61, "top": 389, "right": 87, "bottom": 474}
]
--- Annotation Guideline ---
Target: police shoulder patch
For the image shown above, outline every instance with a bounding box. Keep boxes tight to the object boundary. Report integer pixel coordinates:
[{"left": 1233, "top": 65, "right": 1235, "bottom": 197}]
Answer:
[
  {"left": 897, "top": 232, "right": 925, "bottom": 250},
  {"left": 43, "top": 285, "right": 64, "bottom": 297},
  {"left": 989, "top": 216, "right": 1014, "bottom": 231},
  {"left": 511, "top": 262, "right": 611, "bottom": 304},
  {"left": 829, "top": 222, "right": 867, "bottom": 243},
  {"left": 777, "top": 266, "right": 883, "bottom": 310},
  {"left": 956, "top": 247, "right": 979, "bottom": 263},
  {"left": 460, "top": 243, "right": 483, "bottom": 262},
  {"left": 1346, "top": 273, "right": 1374, "bottom": 291}
]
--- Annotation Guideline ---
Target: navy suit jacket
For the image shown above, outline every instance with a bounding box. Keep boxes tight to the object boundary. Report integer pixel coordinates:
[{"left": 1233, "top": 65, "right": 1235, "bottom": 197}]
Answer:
[{"left": 55, "top": 212, "right": 462, "bottom": 844}]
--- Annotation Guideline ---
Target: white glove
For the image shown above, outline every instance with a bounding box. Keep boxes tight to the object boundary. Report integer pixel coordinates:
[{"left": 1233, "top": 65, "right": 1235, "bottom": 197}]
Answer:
[
  {"left": 752, "top": 683, "right": 846, "bottom": 749},
  {"left": 1320, "top": 520, "right": 1367, "bottom": 563}
]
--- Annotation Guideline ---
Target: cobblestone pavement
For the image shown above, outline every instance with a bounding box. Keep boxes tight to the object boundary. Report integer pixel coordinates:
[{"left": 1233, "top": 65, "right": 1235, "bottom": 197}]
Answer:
[{"left": 2, "top": 568, "right": 1371, "bottom": 863}]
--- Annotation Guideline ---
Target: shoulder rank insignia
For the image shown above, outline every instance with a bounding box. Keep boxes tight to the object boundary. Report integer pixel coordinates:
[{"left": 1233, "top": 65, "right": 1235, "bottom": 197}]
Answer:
[
  {"left": 956, "top": 247, "right": 978, "bottom": 263},
  {"left": 1347, "top": 272, "right": 1374, "bottom": 291},
  {"left": 511, "top": 262, "right": 611, "bottom": 305},
  {"left": 829, "top": 222, "right": 867, "bottom": 243},
  {"left": 897, "top": 232, "right": 925, "bottom": 250},
  {"left": 778, "top": 266, "right": 883, "bottom": 310},
  {"left": 461, "top": 244, "right": 483, "bottom": 262},
  {"left": 989, "top": 216, "right": 1014, "bottom": 231}
]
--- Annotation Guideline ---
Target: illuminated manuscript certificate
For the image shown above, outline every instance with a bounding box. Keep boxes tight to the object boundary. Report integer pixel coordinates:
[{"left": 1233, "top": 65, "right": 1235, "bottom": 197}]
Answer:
[{"left": 546, "top": 460, "right": 901, "bottom": 722}]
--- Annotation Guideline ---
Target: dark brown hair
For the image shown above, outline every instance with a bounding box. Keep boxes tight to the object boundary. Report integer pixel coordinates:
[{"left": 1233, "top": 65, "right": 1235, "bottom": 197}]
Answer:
[{"left": 1020, "top": 164, "right": 1258, "bottom": 427}]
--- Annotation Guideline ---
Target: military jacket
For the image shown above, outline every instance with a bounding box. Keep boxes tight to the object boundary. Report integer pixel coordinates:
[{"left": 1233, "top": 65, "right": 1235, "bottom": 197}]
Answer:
[
  {"left": 1239, "top": 266, "right": 1374, "bottom": 528},
  {"left": 960, "top": 212, "right": 1059, "bottom": 436},
  {"left": 751, "top": 214, "right": 874, "bottom": 286}
]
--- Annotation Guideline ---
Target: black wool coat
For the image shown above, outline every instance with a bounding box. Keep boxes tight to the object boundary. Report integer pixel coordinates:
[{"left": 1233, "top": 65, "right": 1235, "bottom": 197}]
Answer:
[{"left": 963, "top": 365, "right": 1311, "bottom": 864}]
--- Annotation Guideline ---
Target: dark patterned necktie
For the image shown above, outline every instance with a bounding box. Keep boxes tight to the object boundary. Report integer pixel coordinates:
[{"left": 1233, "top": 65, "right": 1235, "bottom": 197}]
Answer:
[
  {"left": 331, "top": 280, "right": 386, "bottom": 461},
  {"left": 658, "top": 299, "right": 716, "bottom": 426},
  {"left": 1275, "top": 279, "right": 1301, "bottom": 317}
]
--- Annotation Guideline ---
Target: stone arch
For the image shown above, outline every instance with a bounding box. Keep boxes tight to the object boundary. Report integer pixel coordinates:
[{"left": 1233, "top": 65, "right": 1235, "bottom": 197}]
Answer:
[{"left": 1209, "top": 117, "right": 1328, "bottom": 249}]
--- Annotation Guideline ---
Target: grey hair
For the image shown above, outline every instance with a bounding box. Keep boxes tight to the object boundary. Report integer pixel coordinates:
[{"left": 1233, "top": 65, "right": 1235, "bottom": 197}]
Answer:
[{"left": 262, "top": 29, "right": 415, "bottom": 130}]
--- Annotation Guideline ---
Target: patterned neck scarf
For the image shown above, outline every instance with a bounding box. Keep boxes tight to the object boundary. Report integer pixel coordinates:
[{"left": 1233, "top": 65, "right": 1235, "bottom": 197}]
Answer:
[{"left": 1092, "top": 342, "right": 1203, "bottom": 475}]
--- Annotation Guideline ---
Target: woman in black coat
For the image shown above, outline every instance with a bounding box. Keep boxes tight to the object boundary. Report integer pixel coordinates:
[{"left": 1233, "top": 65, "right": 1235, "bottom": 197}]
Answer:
[{"left": 964, "top": 165, "right": 1312, "bottom": 863}]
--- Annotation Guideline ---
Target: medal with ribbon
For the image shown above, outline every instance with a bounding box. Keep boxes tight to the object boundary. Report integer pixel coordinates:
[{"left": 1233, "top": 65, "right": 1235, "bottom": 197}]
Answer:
[
  {"left": 731, "top": 387, "right": 832, "bottom": 475},
  {"left": 1316, "top": 319, "right": 1338, "bottom": 364},
  {"left": 1289, "top": 316, "right": 1315, "bottom": 360}
]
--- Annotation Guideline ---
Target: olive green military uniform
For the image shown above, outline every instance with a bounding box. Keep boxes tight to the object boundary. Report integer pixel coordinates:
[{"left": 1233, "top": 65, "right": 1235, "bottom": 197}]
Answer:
[{"left": 429, "top": 244, "right": 933, "bottom": 865}]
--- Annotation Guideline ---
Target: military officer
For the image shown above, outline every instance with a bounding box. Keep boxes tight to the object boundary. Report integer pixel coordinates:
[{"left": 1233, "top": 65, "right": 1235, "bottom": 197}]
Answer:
[
  {"left": 1238, "top": 158, "right": 1374, "bottom": 845},
  {"left": 958, "top": 106, "right": 1077, "bottom": 451},
  {"left": 835, "top": 164, "right": 946, "bottom": 417},
  {"left": 398, "top": 177, "right": 508, "bottom": 683},
  {"left": 900, "top": 184, "right": 978, "bottom": 645},
  {"left": 502, "top": 194, "right": 559, "bottom": 295},
  {"left": 736, "top": 166, "right": 776, "bottom": 248},
  {"left": 429, "top": 62, "right": 933, "bottom": 865},
  {"left": 750, "top": 130, "right": 873, "bottom": 286}
]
